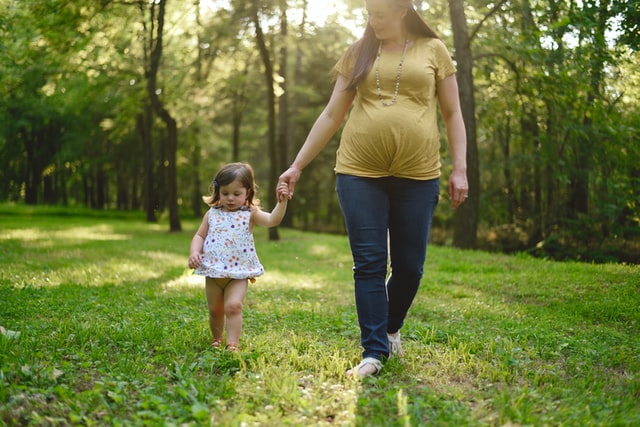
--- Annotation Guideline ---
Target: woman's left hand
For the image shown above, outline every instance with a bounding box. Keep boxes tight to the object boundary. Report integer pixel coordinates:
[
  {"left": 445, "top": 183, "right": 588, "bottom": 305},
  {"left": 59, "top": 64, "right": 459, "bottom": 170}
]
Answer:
[
  {"left": 277, "top": 182, "right": 290, "bottom": 202},
  {"left": 277, "top": 166, "right": 302, "bottom": 200}
]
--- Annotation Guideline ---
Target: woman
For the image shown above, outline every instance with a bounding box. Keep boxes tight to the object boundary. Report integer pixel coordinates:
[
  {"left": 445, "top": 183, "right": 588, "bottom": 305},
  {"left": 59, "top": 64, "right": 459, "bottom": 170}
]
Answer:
[{"left": 278, "top": 0, "right": 468, "bottom": 377}]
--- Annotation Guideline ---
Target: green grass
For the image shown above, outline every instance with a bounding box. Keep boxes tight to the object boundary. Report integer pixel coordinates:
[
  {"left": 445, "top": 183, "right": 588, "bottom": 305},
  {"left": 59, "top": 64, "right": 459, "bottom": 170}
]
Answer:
[{"left": 1, "top": 204, "right": 639, "bottom": 426}]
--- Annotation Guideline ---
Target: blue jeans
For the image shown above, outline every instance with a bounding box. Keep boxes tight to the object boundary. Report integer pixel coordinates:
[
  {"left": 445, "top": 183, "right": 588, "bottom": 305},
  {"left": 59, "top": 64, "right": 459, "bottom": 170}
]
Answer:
[{"left": 336, "top": 174, "right": 440, "bottom": 360}]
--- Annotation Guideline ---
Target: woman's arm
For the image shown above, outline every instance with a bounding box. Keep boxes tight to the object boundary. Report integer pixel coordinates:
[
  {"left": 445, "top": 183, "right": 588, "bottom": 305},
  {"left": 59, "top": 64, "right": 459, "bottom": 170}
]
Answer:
[
  {"left": 437, "top": 74, "right": 469, "bottom": 208},
  {"left": 278, "top": 74, "right": 356, "bottom": 198}
]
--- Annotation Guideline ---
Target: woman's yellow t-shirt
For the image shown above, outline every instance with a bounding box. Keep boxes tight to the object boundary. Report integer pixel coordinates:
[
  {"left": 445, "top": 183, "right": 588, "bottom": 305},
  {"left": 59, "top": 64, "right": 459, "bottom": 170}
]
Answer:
[{"left": 333, "top": 37, "right": 456, "bottom": 180}]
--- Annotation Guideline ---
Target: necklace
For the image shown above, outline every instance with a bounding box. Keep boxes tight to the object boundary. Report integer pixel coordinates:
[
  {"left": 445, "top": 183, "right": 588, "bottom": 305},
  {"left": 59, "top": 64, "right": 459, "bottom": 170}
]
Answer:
[{"left": 375, "top": 38, "right": 410, "bottom": 106}]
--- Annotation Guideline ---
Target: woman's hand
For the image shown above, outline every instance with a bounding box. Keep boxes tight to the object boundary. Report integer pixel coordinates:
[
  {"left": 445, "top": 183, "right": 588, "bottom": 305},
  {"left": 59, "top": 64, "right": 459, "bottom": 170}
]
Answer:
[
  {"left": 448, "top": 169, "right": 469, "bottom": 209},
  {"left": 277, "top": 166, "right": 302, "bottom": 200},
  {"left": 277, "top": 181, "right": 290, "bottom": 202}
]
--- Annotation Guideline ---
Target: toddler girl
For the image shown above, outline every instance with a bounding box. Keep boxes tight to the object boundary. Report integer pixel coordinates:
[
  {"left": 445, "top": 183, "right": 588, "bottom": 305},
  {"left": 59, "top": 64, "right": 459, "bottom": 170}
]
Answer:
[{"left": 188, "top": 162, "right": 288, "bottom": 351}]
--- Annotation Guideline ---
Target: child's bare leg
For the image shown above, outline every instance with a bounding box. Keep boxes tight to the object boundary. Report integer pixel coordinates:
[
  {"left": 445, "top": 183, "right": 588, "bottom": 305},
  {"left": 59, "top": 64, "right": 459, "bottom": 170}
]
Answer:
[
  {"left": 205, "top": 278, "right": 225, "bottom": 343},
  {"left": 223, "top": 279, "right": 248, "bottom": 347}
]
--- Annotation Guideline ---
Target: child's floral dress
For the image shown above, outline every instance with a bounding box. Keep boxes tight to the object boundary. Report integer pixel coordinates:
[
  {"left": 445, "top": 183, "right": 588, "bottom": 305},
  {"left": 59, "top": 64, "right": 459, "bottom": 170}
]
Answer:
[{"left": 194, "top": 206, "right": 264, "bottom": 280}]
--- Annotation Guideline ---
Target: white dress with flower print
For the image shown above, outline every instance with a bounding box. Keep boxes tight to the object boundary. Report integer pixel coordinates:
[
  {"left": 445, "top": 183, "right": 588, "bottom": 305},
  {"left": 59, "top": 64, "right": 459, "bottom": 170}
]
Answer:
[{"left": 194, "top": 207, "right": 264, "bottom": 280}]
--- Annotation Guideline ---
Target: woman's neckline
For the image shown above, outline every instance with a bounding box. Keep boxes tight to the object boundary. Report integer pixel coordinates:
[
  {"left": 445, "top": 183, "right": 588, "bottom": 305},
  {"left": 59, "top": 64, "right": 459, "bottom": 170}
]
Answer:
[{"left": 379, "top": 34, "right": 416, "bottom": 53}]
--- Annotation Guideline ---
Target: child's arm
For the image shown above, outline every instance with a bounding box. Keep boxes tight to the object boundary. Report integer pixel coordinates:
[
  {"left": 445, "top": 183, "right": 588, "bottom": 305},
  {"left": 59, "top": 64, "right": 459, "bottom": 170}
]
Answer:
[
  {"left": 188, "top": 211, "right": 209, "bottom": 269},
  {"left": 252, "top": 198, "right": 288, "bottom": 228}
]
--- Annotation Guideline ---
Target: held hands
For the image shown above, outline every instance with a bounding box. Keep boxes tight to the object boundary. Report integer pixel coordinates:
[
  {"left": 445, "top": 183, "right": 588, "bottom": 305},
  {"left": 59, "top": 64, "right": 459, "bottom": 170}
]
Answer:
[
  {"left": 448, "top": 169, "right": 469, "bottom": 209},
  {"left": 277, "top": 182, "right": 290, "bottom": 202},
  {"left": 277, "top": 166, "right": 301, "bottom": 201}
]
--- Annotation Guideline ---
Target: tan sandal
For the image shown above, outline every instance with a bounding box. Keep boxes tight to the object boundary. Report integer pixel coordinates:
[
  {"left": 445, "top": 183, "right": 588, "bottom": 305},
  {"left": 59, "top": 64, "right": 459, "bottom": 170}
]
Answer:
[
  {"left": 225, "top": 343, "right": 239, "bottom": 352},
  {"left": 346, "top": 357, "right": 383, "bottom": 378},
  {"left": 211, "top": 338, "right": 223, "bottom": 348}
]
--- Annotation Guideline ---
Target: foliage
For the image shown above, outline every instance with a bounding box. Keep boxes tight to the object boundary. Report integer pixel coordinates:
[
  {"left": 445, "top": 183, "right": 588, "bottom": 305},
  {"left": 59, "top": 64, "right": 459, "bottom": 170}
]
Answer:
[
  {"left": 0, "top": 0, "right": 638, "bottom": 257},
  {"left": 468, "top": 0, "right": 640, "bottom": 258},
  {"left": 1, "top": 205, "right": 639, "bottom": 426}
]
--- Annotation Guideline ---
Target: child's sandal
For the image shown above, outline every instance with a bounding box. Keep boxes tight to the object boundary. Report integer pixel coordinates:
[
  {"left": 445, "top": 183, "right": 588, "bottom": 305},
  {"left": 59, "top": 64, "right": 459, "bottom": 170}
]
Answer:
[
  {"left": 225, "top": 343, "right": 239, "bottom": 352},
  {"left": 211, "top": 339, "right": 223, "bottom": 348}
]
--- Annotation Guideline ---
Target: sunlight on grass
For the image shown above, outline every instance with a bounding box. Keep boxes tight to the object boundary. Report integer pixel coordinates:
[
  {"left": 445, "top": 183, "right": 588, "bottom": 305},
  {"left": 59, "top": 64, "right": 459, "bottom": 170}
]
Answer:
[
  {"left": 160, "top": 269, "right": 339, "bottom": 293},
  {"left": 1, "top": 225, "right": 131, "bottom": 246},
  {"left": 141, "top": 250, "right": 183, "bottom": 267},
  {"left": 309, "top": 243, "right": 338, "bottom": 258},
  {"left": 162, "top": 269, "right": 203, "bottom": 290},
  {"left": 223, "top": 332, "right": 362, "bottom": 426},
  {"left": 261, "top": 270, "right": 327, "bottom": 290},
  {"left": 15, "top": 260, "right": 160, "bottom": 288},
  {"left": 10, "top": 250, "right": 186, "bottom": 288},
  {"left": 417, "top": 287, "right": 528, "bottom": 324}
]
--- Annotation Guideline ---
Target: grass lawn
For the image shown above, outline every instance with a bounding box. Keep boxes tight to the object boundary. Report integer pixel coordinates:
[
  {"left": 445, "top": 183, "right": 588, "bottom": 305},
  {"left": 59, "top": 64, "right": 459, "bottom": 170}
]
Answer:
[{"left": 1, "top": 205, "right": 639, "bottom": 426}]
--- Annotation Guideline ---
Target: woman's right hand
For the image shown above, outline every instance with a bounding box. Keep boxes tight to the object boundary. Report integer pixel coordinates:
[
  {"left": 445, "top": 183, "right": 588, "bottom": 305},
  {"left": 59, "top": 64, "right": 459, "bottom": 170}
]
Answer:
[{"left": 277, "top": 166, "right": 302, "bottom": 200}]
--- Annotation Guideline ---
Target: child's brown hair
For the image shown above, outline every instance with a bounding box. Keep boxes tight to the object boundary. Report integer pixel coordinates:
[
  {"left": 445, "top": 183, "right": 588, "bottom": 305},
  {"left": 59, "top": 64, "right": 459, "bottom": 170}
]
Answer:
[{"left": 203, "top": 162, "right": 259, "bottom": 208}]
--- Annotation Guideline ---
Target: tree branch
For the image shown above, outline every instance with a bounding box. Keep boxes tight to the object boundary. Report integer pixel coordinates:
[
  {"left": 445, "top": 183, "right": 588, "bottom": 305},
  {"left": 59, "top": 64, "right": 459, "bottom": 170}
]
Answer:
[{"left": 470, "top": 0, "right": 509, "bottom": 43}]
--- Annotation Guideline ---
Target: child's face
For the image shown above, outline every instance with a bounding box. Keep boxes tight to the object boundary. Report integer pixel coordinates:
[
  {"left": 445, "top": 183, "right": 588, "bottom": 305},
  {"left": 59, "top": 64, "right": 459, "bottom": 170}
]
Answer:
[{"left": 218, "top": 179, "right": 249, "bottom": 211}]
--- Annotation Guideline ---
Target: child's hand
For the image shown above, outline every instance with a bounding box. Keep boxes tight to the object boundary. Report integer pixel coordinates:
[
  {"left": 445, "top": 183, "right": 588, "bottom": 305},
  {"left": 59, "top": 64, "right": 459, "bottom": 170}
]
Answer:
[
  {"left": 277, "top": 182, "right": 289, "bottom": 202},
  {"left": 188, "top": 252, "right": 202, "bottom": 269},
  {"left": 278, "top": 191, "right": 289, "bottom": 202}
]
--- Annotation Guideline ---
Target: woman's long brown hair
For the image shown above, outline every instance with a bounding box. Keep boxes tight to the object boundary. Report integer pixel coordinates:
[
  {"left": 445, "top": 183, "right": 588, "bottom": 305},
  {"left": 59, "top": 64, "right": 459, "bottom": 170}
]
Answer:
[{"left": 345, "top": 0, "right": 440, "bottom": 91}]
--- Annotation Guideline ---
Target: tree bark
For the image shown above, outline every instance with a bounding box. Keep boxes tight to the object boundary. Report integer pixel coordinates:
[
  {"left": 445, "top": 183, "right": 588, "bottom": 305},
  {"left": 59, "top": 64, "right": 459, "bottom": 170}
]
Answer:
[
  {"left": 252, "top": 1, "right": 279, "bottom": 240},
  {"left": 569, "top": 0, "right": 610, "bottom": 217},
  {"left": 191, "top": 0, "right": 204, "bottom": 218},
  {"left": 449, "top": 0, "right": 479, "bottom": 249},
  {"left": 138, "top": 107, "right": 156, "bottom": 222},
  {"left": 278, "top": 0, "right": 288, "bottom": 188},
  {"left": 146, "top": 0, "right": 181, "bottom": 232}
]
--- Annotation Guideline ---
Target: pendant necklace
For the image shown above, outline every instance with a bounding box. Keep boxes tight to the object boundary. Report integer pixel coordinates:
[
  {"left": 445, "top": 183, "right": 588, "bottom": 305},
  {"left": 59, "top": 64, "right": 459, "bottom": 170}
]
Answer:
[{"left": 375, "top": 38, "right": 410, "bottom": 107}]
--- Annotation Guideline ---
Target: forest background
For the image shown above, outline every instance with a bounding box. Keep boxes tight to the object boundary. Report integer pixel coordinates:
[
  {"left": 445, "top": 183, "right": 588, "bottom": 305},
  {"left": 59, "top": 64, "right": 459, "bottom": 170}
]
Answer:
[{"left": 1, "top": 0, "right": 638, "bottom": 263}]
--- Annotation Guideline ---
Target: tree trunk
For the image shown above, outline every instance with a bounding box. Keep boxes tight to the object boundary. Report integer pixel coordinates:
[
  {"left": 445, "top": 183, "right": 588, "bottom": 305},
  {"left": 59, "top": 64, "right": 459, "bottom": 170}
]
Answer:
[
  {"left": 146, "top": 0, "right": 181, "bottom": 231},
  {"left": 231, "top": 62, "right": 249, "bottom": 162},
  {"left": 23, "top": 134, "right": 39, "bottom": 205},
  {"left": 449, "top": 0, "right": 479, "bottom": 249},
  {"left": 279, "top": 0, "right": 308, "bottom": 228},
  {"left": 497, "top": 118, "right": 514, "bottom": 222},
  {"left": 191, "top": 0, "right": 204, "bottom": 218},
  {"left": 569, "top": 0, "right": 610, "bottom": 217},
  {"left": 138, "top": 107, "right": 156, "bottom": 222},
  {"left": 521, "top": 107, "right": 542, "bottom": 239},
  {"left": 277, "top": 0, "right": 290, "bottom": 227},
  {"left": 252, "top": 2, "right": 279, "bottom": 241},
  {"left": 278, "top": 0, "right": 289, "bottom": 184}
]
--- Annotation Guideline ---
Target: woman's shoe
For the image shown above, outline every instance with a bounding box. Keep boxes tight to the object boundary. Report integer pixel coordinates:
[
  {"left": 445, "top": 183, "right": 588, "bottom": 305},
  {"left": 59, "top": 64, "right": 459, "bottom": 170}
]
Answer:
[
  {"left": 346, "top": 357, "right": 383, "bottom": 378},
  {"left": 211, "top": 338, "right": 223, "bottom": 348},
  {"left": 388, "top": 332, "right": 403, "bottom": 358}
]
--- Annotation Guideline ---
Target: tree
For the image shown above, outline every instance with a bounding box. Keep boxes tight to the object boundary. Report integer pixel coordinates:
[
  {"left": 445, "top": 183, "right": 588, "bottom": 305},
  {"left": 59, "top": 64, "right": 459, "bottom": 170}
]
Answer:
[
  {"left": 251, "top": 0, "right": 280, "bottom": 240},
  {"left": 144, "top": 0, "right": 181, "bottom": 231},
  {"left": 449, "top": 0, "right": 480, "bottom": 249},
  {"left": 277, "top": 0, "right": 289, "bottom": 202}
]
